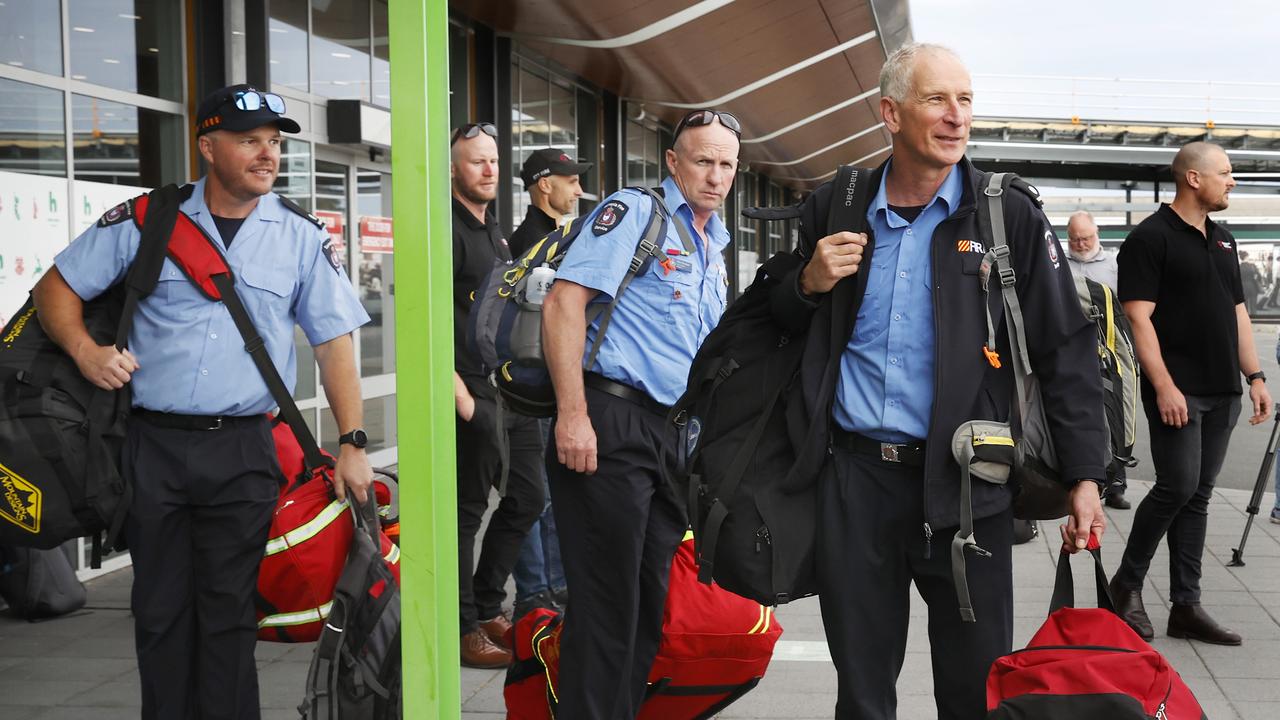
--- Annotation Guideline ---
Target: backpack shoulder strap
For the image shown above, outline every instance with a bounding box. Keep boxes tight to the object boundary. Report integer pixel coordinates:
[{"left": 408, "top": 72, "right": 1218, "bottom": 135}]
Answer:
[
  {"left": 826, "top": 165, "right": 874, "bottom": 235},
  {"left": 117, "top": 185, "right": 182, "bottom": 349},
  {"left": 976, "top": 171, "right": 1032, "bottom": 379}
]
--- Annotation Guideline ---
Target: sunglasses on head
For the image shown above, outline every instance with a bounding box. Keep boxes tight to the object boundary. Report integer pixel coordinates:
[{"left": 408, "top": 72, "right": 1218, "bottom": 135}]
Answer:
[
  {"left": 673, "top": 110, "right": 742, "bottom": 143},
  {"left": 230, "top": 90, "right": 286, "bottom": 115},
  {"left": 451, "top": 122, "right": 499, "bottom": 145}
]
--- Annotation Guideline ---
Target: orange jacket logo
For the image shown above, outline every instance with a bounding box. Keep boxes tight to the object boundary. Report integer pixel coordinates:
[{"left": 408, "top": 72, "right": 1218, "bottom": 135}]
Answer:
[{"left": 957, "top": 239, "right": 986, "bottom": 254}]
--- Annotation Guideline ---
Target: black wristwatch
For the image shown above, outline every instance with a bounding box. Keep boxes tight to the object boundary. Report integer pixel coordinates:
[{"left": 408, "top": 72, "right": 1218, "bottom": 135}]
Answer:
[
  {"left": 1247, "top": 371, "right": 1267, "bottom": 385},
  {"left": 338, "top": 428, "right": 368, "bottom": 449}
]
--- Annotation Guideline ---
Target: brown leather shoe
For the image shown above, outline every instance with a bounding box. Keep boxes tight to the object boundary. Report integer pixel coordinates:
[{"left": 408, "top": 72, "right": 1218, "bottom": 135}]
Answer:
[
  {"left": 1105, "top": 491, "right": 1131, "bottom": 510},
  {"left": 1108, "top": 576, "right": 1154, "bottom": 640},
  {"left": 1168, "top": 603, "right": 1242, "bottom": 646},
  {"left": 461, "top": 629, "right": 512, "bottom": 668},
  {"left": 479, "top": 614, "right": 514, "bottom": 650}
]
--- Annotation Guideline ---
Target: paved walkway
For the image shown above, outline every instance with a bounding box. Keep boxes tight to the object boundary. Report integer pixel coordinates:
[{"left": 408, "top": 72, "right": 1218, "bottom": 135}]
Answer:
[{"left": 3, "top": 481, "right": 1280, "bottom": 719}]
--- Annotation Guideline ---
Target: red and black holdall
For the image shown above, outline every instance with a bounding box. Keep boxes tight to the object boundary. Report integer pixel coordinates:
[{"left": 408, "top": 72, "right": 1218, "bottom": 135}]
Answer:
[
  {"left": 504, "top": 534, "right": 783, "bottom": 720},
  {"left": 985, "top": 536, "right": 1205, "bottom": 719}
]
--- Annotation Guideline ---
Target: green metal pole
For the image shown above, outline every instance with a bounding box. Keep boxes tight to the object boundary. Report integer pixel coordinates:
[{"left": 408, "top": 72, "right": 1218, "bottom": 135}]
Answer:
[{"left": 390, "top": 1, "right": 459, "bottom": 717}]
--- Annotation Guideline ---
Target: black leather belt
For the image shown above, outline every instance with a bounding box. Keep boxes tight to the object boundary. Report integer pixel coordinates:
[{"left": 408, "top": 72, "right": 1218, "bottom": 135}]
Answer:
[
  {"left": 584, "top": 373, "right": 670, "bottom": 417},
  {"left": 832, "top": 429, "right": 926, "bottom": 466},
  {"left": 134, "top": 409, "right": 264, "bottom": 431}
]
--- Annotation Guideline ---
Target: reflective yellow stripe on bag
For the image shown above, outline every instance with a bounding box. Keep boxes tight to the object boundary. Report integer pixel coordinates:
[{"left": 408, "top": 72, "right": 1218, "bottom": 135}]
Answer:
[
  {"left": 257, "top": 601, "right": 334, "bottom": 629},
  {"left": 262, "top": 498, "right": 348, "bottom": 557}
]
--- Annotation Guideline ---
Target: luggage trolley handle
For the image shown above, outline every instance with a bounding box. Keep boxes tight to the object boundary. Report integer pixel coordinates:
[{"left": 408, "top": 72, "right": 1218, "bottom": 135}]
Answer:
[{"left": 1049, "top": 534, "right": 1115, "bottom": 615}]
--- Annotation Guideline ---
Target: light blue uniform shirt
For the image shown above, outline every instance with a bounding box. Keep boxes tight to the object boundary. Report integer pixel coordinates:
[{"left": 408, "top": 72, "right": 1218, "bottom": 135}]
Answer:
[
  {"left": 54, "top": 177, "right": 370, "bottom": 415},
  {"left": 555, "top": 175, "right": 730, "bottom": 407},
  {"left": 834, "top": 163, "right": 963, "bottom": 442}
]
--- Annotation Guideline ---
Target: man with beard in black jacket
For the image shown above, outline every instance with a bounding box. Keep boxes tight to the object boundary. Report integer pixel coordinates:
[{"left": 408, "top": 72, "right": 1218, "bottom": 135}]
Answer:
[{"left": 768, "top": 43, "right": 1108, "bottom": 720}]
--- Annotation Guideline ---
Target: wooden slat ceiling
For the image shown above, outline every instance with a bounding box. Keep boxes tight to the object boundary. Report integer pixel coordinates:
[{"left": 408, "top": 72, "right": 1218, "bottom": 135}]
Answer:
[{"left": 450, "top": 0, "right": 909, "bottom": 189}]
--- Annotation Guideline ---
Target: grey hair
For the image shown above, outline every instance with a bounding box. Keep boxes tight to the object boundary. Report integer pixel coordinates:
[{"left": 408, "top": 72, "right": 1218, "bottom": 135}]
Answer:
[
  {"left": 1067, "top": 210, "right": 1096, "bottom": 228},
  {"left": 879, "top": 42, "right": 962, "bottom": 103}
]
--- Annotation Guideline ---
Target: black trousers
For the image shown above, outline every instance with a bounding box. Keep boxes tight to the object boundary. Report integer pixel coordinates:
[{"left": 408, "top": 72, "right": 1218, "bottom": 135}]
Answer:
[
  {"left": 818, "top": 449, "right": 1013, "bottom": 720},
  {"left": 456, "top": 394, "right": 545, "bottom": 632},
  {"left": 124, "top": 415, "right": 279, "bottom": 720},
  {"left": 547, "top": 387, "right": 685, "bottom": 720},
  {"left": 1114, "top": 393, "right": 1240, "bottom": 604}
]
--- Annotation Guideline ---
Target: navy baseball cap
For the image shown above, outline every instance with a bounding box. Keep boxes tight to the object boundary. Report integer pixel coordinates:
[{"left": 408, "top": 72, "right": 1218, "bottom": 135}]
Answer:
[
  {"left": 520, "top": 148, "right": 591, "bottom": 187},
  {"left": 195, "top": 84, "right": 301, "bottom": 136}
]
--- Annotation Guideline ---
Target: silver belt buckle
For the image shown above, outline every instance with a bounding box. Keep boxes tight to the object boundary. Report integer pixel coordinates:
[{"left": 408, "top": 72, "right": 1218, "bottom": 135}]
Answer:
[
  {"left": 880, "top": 443, "right": 900, "bottom": 463},
  {"left": 208, "top": 416, "right": 223, "bottom": 431}
]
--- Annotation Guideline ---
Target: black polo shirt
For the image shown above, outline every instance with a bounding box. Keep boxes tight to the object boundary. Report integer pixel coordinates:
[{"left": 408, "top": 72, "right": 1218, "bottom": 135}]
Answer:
[
  {"left": 509, "top": 204, "right": 559, "bottom": 259},
  {"left": 1117, "top": 203, "right": 1245, "bottom": 396},
  {"left": 453, "top": 196, "right": 510, "bottom": 391}
]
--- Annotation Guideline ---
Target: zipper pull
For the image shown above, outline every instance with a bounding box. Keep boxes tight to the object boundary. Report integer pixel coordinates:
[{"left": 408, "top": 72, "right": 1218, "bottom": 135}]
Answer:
[{"left": 923, "top": 523, "right": 933, "bottom": 560}]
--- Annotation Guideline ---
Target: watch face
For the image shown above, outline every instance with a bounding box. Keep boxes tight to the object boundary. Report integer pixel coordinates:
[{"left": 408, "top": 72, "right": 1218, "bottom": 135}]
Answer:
[{"left": 352, "top": 429, "right": 368, "bottom": 448}]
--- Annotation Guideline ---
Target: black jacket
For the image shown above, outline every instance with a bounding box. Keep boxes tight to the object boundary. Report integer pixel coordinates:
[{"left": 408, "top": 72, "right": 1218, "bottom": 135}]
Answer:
[
  {"left": 770, "top": 157, "right": 1107, "bottom": 528},
  {"left": 509, "top": 204, "right": 558, "bottom": 259}
]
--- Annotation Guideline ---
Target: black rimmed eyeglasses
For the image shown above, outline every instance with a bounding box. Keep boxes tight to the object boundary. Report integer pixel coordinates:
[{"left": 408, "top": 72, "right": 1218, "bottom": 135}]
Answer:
[
  {"left": 672, "top": 110, "right": 742, "bottom": 143},
  {"left": 450, "top": 122, "right": 499, "bottom": 145},
  {"left": 231, "top": 90, "right": 287, "bottom": 115}
]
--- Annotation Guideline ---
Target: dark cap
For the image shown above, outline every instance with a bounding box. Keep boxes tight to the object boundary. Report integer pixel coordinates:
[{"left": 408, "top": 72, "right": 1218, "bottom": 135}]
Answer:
[
  {"left": 195, "top": 84, "right": 301, "bottom": 137},
  {"left": 520, "top": 148, "right": 591, "bottom": 187}
]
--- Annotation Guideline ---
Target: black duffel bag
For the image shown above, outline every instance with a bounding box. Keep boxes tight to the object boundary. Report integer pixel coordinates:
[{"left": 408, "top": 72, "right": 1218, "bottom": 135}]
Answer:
[{"left": 0, "top": 185, "right": 179, "bottom": 560}]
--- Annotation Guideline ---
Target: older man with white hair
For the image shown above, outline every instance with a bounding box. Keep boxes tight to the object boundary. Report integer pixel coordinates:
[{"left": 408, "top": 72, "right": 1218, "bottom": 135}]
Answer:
[{"left": 1066, "top": 210, "right": 1118, "bottom": 291}]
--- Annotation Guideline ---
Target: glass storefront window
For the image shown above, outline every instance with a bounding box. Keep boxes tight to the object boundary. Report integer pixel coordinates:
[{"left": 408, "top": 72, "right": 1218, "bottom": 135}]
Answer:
[
  {"left": 356, "top": 170, "right": 393, "bottom": 377},
  {"left": 71, "top": 94, "right": 183, "bottom": 187},
  {"left": 626, "top": 116, "right": 659, "bottom": 188},
  {"left": 510, "top": 60, "right": 581, "bottom": 223},
  {"left": 0, "top": 0, "right": 63, "bottom": 76},
  {"left": 67, "top": 0, "right": 183, "bottom": 101},
  {"left": 310, "top": 0, "right": 371, "bottom": 101},
  {"left": 275, "top": 138, "right": 313, "bottom": 209},
  {"left": 0, "top": 78, "right": 66, "bottom": 177},
  {"left": 362, "top": 395, "right": 395, "bottom": 453},
  {"left": 269, "top": 0, "right": 310, "bottom": 96}
]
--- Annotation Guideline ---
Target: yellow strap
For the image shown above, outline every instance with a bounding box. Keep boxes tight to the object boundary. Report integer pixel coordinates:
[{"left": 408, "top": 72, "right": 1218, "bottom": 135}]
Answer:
[
  {"left": 1102, "top": 284, "right": 1116, "bottom": 352},
  {"left": 973, "top": 435, "right": 1015, "bottom": 447},
  {"left": 682, "top": 529, "right": 694, "bottom": 542},
  {"left": 257, "top": 601, "right": 333, "bottom": 629}
]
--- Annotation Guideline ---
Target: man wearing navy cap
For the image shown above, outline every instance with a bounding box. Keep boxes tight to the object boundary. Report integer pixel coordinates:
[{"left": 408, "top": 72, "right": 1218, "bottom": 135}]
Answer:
[
  {"left": 33, "top": 83, "right": 371, "bottom": 719},
  {"left": 509, "top": 148, "right": 591, "bottom": 258}
]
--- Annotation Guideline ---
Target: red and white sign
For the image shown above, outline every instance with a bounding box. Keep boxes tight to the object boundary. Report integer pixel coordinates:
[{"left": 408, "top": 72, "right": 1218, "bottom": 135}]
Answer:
[
  {"left": 314, "top": 211, "right": 346, "bottom": 254},
  {"left": 359, "top": 216, "right": 394, "bottom": 254}
]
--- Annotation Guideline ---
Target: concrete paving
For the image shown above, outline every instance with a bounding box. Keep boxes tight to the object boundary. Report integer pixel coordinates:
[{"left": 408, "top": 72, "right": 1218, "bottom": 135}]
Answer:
[{"left": 3, "top": 480, "right": 1280, "bottom": 719}]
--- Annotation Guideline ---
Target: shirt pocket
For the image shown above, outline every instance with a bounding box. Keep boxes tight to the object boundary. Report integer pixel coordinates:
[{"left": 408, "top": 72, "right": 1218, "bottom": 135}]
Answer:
[
  {"left": 649, "top": 258, "right": 698, "bottom": 320},
  {"left": 238, "top": 265, "right": 297, "bottom": 321}
]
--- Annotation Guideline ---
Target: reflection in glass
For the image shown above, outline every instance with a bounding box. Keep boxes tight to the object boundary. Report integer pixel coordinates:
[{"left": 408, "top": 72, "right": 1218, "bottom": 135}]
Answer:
[
  {"left": 72, "top": 94, "right": 183, "bottom": 187},
  {"left": 626, "top": 117, "right": 658, "bottom": 188},
  {"left": 362, "top": 395, "right": 395, "bottom": 453},
  {"left": 372, "top": 0, "right": 390, "bottom": 107},
  {"left": 0, "top": 0, "right": 63, "bottom": 76},
  {"left": 0, "top": 78, "right": 66, "bottom": 177},
  {"left": 269, "top": 0, "right": 309, "bottom": 96},
  {"left": 510, "top": 60, "right": 580, "bottom": 224},
  {"left": 357, "top": 171, "right": 394, "bottom": 377},
  {"left": 68, "top": 0, "right": 183, "bottom": 100},
  {"left": 275, "top": 138, "right": 312, "bottom": 210},
  {"left": 310, "top": 0, "right": 371, "bottom": 101}
]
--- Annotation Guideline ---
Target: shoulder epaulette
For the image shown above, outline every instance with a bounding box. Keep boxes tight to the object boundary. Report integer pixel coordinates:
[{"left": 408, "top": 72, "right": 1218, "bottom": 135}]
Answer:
[
  {"left": 1007, "top": 176, "right": 1043, "bottom": 209},
  {"left": 279, "top": 195, "right": 325, "bottom": 230}
]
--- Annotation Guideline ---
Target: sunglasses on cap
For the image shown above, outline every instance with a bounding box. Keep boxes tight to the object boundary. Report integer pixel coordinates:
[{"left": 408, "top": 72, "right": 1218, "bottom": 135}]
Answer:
[
  {"left": 451, "top": 122, "right": 499, "bottom": 145},
  {"left": 672, "top": 110, "right": 742, "bottom": 143},
  {"left": 230, "top": 90, "right": 287, "bottom": 115}
]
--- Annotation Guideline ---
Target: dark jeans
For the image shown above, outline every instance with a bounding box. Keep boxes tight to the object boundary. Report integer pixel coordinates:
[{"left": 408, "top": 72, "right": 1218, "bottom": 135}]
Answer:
[
  {"left": 513, "top": 418, "right": 566, "bottom": 602},
  {"left": 548, "top": 387, "right": 685, "bottom": 720},
  {"left": 124, "top": 415, "right": 279, "bottom": 720},
  {"left": 1114, "top": 392, "right": 1240, "bottom": 604},
  {"left": 818, "top": 450, "right": 1013, "bottom": 720},
  {"left": 456, "top": 395, "right": 545, "bottom": 632}
]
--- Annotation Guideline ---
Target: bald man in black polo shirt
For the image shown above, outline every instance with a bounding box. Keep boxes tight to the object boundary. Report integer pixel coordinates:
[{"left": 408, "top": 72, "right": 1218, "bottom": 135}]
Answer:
[{"left": 1110, "top": 141, "right": 1272, "bottom": 646}]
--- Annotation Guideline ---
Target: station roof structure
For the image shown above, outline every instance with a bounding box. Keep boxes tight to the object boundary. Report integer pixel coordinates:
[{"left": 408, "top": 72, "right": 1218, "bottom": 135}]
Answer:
[{"left": 451, "top": 0, "right": 911, "bottom": 189}]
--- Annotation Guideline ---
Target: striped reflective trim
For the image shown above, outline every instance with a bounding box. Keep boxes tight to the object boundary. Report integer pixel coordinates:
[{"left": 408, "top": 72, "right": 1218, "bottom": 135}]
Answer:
[
  {"left": 384, "top": 542, "right": 400, "bottom": 565},
  {"left": 263, "top": 498, "right": 348, "bottom": 557},
  {"left": 682, "top": 529, "right": 695, "bottom": 542},
  {"left": 747, "top": 606, "right": 774, "bottom": 634},
  {"left": 258, "top": 601, "right": 333, "bottom": 629}
]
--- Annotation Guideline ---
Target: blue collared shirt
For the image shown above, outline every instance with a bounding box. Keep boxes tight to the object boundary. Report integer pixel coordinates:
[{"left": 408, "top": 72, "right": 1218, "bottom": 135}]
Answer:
[
  {"left": 54, "top": 177, "right": 370, "bottom": 415},
  {"left": 833, "top": 162, "right": 963, "bottom": 441},
  {"left": 555, "top": 175, "right": 731, "bottom": 407}
]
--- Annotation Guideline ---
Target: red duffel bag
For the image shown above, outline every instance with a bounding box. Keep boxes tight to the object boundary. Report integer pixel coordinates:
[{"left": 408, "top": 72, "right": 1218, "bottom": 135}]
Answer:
[
  {"left": 986, "top": 537, "right": 1205, "bottom": 719},
  {"left": 255, "top": 418, "right": 401, "bottom": 643},
  {"left": 504, "top": 534, "right": 783, "bottom": 719}
]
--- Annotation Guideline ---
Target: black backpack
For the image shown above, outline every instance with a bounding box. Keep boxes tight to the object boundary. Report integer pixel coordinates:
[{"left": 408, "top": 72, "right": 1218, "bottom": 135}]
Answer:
[
  {"left": 0, "top": 185, "right": 180, "bottom": 563},
  {"left": 467, "top": 187, "right": 692, "bottom": 418},
  {"left": 300, "top": 500, "right": 402, "bottom": 720},
  {"left": 669, "top": 166, "right": 872, "bottom": 606}
]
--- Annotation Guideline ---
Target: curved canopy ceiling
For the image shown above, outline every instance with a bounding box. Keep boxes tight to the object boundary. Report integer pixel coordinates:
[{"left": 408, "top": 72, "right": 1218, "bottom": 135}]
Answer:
[{"left": 450, "top": 0, "right": 911, "bottom": 189}]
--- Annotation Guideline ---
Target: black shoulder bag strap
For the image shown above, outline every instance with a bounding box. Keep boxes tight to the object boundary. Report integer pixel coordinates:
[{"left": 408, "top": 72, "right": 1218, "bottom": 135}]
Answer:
[{"left": 87, "top": 183, "right": 182, "bottom": 563}]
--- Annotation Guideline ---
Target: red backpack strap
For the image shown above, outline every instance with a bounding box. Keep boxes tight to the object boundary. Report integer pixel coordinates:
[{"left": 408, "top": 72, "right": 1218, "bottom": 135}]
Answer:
[{"left": 133, "top": 191, "right": 232, "bottom": 301}]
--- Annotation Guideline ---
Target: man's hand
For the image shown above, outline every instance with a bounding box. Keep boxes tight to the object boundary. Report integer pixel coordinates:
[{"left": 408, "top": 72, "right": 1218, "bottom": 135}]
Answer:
[
  {"left": 333, "top": 446, "right": 373, "bottom": 504},
  {"left": 74, "top": 343, "right": 139, "bottom": 390},
  {"left": 454, "top": 371, "right": 476, "bottom": 421},
  {"left": 1059, "top": 480, "right": 1106, "bottom": 554},
  {"left": 555, "top": 409, "right": 597, "bottom": 475},
  {"left": 1248, "top": 380, "right": 1273, "bottom": 425},
  {"left": 799, "top": 231, "right": 867, "bottom": 296},
  {"left": 1155, "top": 383, "right": 1189, "bottom": 428}
]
